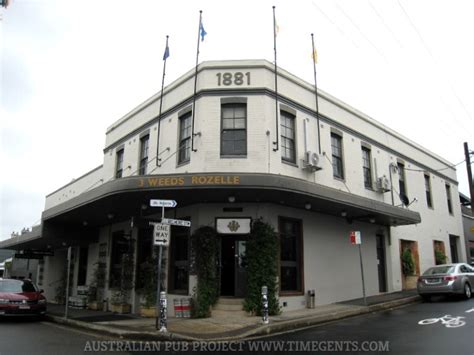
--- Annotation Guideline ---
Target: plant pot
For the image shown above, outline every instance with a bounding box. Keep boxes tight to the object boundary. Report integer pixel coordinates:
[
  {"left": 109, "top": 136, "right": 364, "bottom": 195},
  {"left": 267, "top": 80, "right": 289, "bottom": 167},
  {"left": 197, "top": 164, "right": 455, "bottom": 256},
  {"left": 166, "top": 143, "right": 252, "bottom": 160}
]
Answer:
[
  {"left": 139, "top": 306, "right": 157, "bottom": 318},
  {"left": 404, "top": 275, "right": 418, "bottom": 289},
  {"left": 110, "top": 303, "right": 131, "bottom": 314},
  {"left": 87, "top": 301, "right": 103, "bottom": 311}
]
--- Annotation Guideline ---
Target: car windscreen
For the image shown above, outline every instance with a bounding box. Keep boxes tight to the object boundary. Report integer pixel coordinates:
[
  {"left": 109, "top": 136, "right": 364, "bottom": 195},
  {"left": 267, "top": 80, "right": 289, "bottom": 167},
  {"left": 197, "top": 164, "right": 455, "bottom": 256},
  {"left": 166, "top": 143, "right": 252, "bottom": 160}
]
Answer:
[
  {"left": 0, "top": 280, "right": 37, "bottom": 293},
  {"left": 423, "top": 266, "right": 455, "bottom": 275}
]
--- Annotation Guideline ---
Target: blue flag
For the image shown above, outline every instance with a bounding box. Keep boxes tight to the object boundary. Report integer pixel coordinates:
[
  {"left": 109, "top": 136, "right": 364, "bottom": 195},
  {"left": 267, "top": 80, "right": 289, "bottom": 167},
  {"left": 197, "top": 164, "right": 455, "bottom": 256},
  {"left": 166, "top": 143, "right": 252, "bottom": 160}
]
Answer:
[
  {"left": 163, "top": 44, "right": 170, "bottom": 60},
  {"left": 200, "top": 22, "right": 207, "bottom": 41}
]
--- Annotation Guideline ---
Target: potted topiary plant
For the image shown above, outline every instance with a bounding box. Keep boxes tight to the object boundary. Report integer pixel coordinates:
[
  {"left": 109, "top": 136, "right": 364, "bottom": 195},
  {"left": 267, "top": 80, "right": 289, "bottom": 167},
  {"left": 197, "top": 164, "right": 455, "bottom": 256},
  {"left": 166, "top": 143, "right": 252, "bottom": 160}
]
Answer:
[
  {"left": 137, "top": 256, "right": 158, "bottom": 317},
  {"left": 87, "top": 262, "right": 106, "bottom": 311},
  {"left": 110, "top": 252, "right": 134, "bottom": 314},
  {"left": 401, "top": 248, "right": 417, "bottom": 289}
]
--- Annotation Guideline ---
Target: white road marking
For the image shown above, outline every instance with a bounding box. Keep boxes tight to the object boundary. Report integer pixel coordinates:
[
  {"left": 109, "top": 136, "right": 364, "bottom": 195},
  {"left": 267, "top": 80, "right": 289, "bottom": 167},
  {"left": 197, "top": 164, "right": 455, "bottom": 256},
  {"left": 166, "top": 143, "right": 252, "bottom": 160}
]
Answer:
[{"left": 418, "top": 315, "right": 466, "bottom": 328}]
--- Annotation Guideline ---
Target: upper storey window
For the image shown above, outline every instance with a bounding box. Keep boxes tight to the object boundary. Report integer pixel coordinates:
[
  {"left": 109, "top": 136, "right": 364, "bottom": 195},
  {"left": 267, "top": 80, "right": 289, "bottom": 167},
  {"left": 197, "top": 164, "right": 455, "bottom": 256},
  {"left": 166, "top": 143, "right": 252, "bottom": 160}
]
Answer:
[
  {"left": 115, "top": 149, "right": 124, "bottom": 178},
  {"left": 221, "top": 103, "right": 247, "bottom": 156},
  {"left": 139, "top": 135, "right": 149, "bottom": 175},
  {"left": 398, "top": 162, "right": 407, "bottom": 199},
  {"left": 178, "top": 112, "right": 192, "bottom": 164},
  {"left": 446, "top": 184, "right": 453, "bottom": 215},
  {"left": 424, "top": 174, "right": 433, "bottom": 208},
  {"left": 331, "top": 133, "right": 344, "bottom": 179},
  {"left": 280, "top": 111, "right": 296, "bottom": 163},
  {"left": 361, "top": 146, "right": 372, "bottom": 189}
]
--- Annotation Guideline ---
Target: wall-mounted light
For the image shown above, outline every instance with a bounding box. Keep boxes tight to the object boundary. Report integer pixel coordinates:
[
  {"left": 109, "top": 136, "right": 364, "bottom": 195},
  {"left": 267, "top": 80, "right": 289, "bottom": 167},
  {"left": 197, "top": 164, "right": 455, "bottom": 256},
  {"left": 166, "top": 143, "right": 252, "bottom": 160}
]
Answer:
[
  {"left": 341, "top": 211, "right": 347, "bottom": 217},
  {"left": 141, "top": 204, "right": 148, "bottom": 210},
  {"left": 369, "top": 217, "right": 376, "bottom": 224},
  {"left": 304, "top": 203, "right": 312, "bottom": 210},
  {"left": 107, "top": 213, "right": 114, "bottom": 219},
  {"left": 228, "top": 196, "right": 236, "bottom": 203},
  {"left": 82, "top": 221, "right": 88, "bottom": 226}
]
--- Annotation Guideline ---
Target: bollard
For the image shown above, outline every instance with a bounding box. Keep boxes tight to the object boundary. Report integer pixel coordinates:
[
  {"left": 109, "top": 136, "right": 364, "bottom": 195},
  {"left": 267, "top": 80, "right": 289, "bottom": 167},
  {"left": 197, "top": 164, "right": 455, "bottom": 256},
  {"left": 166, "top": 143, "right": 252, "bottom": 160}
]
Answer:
[
  {"left": 262, "top": 286, "right": 269, "bottom": 324},
  {"left": 159, "top": 291, "right": 167, "bottom": 332},
  {"left": 310, "top": 289, "right": 315, "bottom": 309}
]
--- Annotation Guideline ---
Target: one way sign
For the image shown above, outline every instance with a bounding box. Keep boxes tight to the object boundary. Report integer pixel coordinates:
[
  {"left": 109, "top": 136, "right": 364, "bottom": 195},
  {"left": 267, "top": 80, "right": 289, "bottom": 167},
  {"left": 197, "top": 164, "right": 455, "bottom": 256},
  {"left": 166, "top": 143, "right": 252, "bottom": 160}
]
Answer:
[{"left": 152, "top": 223, "right": 170, "bottom": 246}]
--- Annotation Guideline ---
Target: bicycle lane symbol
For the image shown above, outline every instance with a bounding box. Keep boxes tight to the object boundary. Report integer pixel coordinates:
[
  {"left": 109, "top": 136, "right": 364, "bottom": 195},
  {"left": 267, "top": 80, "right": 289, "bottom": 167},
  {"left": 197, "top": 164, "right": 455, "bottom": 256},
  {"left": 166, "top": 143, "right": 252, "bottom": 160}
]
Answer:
[{"left": 418, "top": 314, "right": 466, "bottom": 328}]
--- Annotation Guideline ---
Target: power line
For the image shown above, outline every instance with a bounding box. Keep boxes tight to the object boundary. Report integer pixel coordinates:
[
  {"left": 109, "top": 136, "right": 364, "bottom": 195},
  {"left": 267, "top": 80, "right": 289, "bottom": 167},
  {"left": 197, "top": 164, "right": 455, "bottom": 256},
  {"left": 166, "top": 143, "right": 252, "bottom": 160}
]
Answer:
[
  {"left": 397, "top": 0, "right": 473, "bottom": 125},
  {"left": 310, "top": 1, "right": 360, "bottom": 49},
  {"left": 334, "top": 2, "right": 387, "bottom": 61},
  {"left": 368, "top": 0, "right": 403, "bottom": 48},
  {"left": 404, "top": 159, "right": 466, "bottom": 173}
]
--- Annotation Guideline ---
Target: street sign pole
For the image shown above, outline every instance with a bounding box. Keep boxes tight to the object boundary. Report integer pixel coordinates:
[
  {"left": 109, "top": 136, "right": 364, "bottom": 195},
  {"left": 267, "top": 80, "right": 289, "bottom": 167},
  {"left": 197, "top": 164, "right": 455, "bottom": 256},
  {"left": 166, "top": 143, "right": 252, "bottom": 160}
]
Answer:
[
  {"left": 351, "top": 231, "right": 367, "bottom": 306},
  {"left": 150, "top": 199, "right": 190, "bottom": 331},
  {"left": 155, "top": 204, "right": 165, "bottom": 331},
  {"left": 358, "top": 243, "right": 367, "bottom": 307}
]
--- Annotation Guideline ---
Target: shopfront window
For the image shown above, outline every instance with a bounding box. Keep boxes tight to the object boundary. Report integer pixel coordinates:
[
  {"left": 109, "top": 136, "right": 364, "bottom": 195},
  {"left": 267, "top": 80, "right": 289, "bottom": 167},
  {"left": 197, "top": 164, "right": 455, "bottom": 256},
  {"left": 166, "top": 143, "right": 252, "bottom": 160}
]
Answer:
[
  {"left": 168, "top": 225, "right": 190, "bottom": 294},
  {"left": 279, "top": 217, "right": 303, "bottom": 293}
]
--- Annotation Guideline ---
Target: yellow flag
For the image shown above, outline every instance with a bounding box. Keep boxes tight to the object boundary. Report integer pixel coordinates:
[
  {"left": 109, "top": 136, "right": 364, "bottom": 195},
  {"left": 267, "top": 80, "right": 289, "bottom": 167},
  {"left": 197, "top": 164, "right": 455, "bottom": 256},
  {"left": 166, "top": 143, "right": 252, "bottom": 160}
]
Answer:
[{"left": 312, "top": 48, "right": 318, "bottom": 63}]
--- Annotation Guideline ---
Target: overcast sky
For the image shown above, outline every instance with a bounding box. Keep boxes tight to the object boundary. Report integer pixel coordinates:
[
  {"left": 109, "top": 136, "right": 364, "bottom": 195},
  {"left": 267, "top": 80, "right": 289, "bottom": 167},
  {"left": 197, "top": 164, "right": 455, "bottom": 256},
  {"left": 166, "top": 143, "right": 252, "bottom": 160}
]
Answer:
[{"left": 1, "top": 0, "right": 473, "bottom": 241}]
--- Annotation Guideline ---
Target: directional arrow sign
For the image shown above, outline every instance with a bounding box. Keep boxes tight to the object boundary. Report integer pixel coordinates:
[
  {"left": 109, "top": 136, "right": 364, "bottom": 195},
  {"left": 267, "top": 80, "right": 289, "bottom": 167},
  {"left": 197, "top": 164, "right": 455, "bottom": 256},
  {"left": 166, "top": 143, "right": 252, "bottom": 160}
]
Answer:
[
  {"left": 161, "top": 218, "right": 191, "bottom": 228},
  {"left": 150, "top": 199, "right": 177, "bottom": 208}
]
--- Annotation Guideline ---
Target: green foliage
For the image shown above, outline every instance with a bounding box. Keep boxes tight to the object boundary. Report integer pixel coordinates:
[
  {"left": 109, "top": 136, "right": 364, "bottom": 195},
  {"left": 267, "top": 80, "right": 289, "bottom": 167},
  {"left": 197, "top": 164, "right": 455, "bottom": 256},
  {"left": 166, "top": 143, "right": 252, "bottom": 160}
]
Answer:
[
  {"left": 243, "top": 219, "right": 280, "bottom": 316},
  {"left": 137, "top": 254, "right": 158, "bottom": 308},
  {"left": 435, "top": 249, "right": 447, "bottom": 265},
  {"left": 401, "top": 248, "right": 415, "bottom": 276},
  {"left": 191, "top": 226, "right": 219, "bottom": 318},
  {"left": 112, "top": 251, "right": 135, "bottom": 305},
  {"left": 89, "top": 262, "right": 106, "bottom": 302}
]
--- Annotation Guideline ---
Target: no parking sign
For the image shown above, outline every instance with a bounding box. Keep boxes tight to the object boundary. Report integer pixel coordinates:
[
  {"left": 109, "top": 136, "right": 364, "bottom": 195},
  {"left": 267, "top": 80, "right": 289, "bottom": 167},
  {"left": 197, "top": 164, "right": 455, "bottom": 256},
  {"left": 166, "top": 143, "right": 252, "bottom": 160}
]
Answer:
[{"left": 350, "top": 231, "right": 362, "bottom": 245}]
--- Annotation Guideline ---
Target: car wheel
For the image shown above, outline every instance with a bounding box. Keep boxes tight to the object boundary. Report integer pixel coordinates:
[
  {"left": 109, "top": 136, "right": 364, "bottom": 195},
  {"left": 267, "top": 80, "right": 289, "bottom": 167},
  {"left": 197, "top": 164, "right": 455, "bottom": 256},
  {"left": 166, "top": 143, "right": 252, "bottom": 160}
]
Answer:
[{"left": 463, "top": 283, "right": 472, "bottom": 300}]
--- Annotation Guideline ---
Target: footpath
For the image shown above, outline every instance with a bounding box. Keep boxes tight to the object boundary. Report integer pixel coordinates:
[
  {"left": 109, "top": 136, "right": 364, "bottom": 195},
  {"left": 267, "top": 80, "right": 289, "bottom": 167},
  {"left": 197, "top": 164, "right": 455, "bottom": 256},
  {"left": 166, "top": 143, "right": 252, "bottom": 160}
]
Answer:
[{"left": 46, "top": 290, "right": 419, "bottom": 342}]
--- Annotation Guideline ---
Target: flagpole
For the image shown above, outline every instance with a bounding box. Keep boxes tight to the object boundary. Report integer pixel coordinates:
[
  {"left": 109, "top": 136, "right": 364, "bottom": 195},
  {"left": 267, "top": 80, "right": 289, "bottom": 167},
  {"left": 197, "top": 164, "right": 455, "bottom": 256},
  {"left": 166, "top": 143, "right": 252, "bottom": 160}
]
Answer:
[
  {"left": 156, "top": 35, "right": 169, "bottom": 167},
  {"left": 311, "top": 33, "right": 322, "bottom": 155},
  {"left": 272, "top": 5, "right": 279, "bottom": 152},
  {"left": 191, "top": 10, "right": 203, "bottom": 153}
]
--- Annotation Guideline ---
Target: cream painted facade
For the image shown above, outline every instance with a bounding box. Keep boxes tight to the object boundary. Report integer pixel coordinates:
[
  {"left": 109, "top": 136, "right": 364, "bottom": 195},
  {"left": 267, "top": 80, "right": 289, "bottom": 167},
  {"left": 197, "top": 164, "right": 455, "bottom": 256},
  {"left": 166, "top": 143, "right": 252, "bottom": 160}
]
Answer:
[{"left": 3, "top": 60, "right": 465, "bottom": 314}]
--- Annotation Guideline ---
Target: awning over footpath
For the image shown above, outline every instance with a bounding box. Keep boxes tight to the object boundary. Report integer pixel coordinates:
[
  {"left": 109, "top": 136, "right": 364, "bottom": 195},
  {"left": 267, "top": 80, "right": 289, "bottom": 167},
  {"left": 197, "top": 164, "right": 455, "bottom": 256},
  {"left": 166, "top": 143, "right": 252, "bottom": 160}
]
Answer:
[{"left": 0, "top": 173, "right": 421, "bottom": 251}]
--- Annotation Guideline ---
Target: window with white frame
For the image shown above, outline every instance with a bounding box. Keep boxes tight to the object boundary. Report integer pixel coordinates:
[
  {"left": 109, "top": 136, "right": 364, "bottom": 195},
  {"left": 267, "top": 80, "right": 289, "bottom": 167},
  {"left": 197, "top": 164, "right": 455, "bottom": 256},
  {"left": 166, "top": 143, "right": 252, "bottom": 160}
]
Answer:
[
  {"left": 362, "top": 146, "right": 372, "bottom": 188},
  {"left": 280, "top": 111, "right": 296, "bottom": 163},
  {"left": 221, "top": 103, "right": 247, "bottom": 156},
  {"left": 139, "top": 135, "right": 149, "bottom": 175},
  {"left": 424, "top": 174, "right": 433, "bottom": 208},
  {"left": 178, "top": 112, "right": 192, "bottom": 164},
  {"left": 331, "top": 133, "right": 344, "bottom": 179},
  {"left": 116, "top": 149, "right": 124, "bottom": 178}
]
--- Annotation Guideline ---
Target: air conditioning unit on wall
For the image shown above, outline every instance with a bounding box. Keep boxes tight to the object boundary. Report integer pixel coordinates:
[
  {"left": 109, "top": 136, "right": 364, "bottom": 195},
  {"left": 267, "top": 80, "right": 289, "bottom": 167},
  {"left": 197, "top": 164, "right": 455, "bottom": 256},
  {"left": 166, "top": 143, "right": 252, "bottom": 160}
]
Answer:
[
  {"left": 375, "top": 176, "right": 391, "bottom": 193},
  {"left": 304, "top": 151, "right": 322, "bottom": 172}
]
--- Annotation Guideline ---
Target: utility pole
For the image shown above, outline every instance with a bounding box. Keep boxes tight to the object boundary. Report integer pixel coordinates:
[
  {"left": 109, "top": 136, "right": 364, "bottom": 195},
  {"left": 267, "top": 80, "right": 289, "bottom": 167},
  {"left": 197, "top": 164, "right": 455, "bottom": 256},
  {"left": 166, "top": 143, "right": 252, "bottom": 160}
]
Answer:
[{"left": 464, "top": 142, "right": 474, "bottom": 216}]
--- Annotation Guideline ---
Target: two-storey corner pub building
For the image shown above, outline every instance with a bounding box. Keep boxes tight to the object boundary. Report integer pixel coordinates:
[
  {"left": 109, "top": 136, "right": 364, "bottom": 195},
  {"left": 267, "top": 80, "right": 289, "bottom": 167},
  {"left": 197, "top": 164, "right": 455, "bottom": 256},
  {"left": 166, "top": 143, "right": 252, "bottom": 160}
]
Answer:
[{"left": 0, "top": 60, "right": 465, "bottom": 314}]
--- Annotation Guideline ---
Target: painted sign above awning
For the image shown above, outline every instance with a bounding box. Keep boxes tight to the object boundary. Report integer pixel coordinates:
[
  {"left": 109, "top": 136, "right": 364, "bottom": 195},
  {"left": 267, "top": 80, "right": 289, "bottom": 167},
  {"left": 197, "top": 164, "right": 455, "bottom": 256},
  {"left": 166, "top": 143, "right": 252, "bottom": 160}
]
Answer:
[{"left": 138, "top": 175, "right": 241, "bottom": 188}]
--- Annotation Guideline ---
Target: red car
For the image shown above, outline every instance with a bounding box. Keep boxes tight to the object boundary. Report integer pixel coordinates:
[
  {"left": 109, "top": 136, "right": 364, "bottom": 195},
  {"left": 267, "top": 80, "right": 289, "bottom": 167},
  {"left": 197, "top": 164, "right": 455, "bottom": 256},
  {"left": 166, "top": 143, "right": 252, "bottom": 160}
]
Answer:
[{"left": 0, "top": 278, "right": 47, "bottom": 317}]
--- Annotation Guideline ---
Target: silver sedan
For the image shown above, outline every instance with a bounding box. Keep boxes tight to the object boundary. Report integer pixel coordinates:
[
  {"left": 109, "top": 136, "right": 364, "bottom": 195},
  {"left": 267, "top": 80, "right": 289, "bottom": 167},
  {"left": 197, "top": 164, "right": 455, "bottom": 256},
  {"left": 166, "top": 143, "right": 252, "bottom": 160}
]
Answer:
[{"left": 417, "top": 263, "right": 474, "bottom": 301}]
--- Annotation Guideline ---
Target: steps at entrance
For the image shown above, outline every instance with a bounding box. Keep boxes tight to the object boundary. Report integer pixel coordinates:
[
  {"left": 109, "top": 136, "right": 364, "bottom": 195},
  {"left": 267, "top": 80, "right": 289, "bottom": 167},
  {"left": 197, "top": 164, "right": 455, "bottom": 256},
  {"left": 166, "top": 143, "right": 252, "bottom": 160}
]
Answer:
[{"left": 212, "top": 298, "right": 249, "bottom": 317}]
